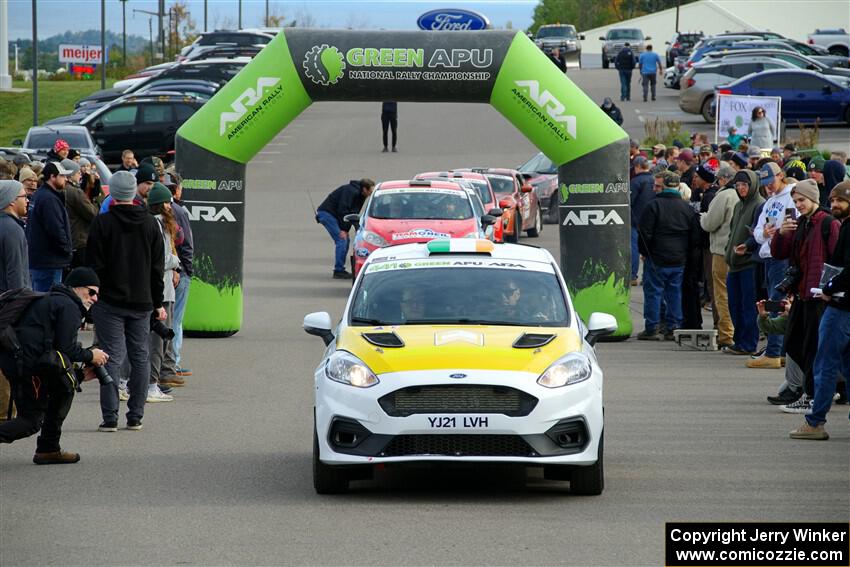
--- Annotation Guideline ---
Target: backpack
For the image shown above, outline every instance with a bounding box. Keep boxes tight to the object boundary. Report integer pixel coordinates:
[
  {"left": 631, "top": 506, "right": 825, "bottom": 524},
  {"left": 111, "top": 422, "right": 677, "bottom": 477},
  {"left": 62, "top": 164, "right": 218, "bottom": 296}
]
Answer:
[{"left": 0, "top": 288, "right": 46, "bottom": 367}]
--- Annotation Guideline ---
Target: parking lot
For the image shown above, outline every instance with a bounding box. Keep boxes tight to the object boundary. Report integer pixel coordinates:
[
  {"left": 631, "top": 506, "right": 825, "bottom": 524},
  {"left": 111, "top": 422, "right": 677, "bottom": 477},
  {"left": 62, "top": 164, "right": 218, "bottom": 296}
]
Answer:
[{"left": 1, "top": 67, "right": 848, "bottom": 566}]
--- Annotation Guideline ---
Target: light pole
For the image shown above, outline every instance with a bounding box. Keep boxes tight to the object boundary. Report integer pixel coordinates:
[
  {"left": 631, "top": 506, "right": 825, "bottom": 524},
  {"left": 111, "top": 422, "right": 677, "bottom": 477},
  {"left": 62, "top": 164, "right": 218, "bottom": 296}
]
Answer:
[
  {"left": 204, "top": 0, "right": 207, "bottom": 32},
  {"left": 120, "top": 0, "right": 127, "bottom": 67},
  {"left": 265, "top": 0, "right": 268, "bottom": 27},
  {"left": 32, "top": 0, "right": 38, "bottom": 126},
  {"left": 158, "top": 0, "right": 165, "bottom": 61},
  {"left": 100, "top": 0, "right": 106, "bottom": 89},
  {"left": 238, "top": 0, "right": 242, "bottom": 29},
  {"left": 135, "top": 7, "right": 167, "bottom": 61}
]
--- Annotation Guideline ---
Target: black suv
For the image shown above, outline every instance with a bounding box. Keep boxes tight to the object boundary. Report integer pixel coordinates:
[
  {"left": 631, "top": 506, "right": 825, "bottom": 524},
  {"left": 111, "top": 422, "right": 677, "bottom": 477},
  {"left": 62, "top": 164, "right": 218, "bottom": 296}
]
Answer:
[
  {"left": 79, "top": 94, "right": 204, "bottom": 165},
  {"left": 665, "top": 32, "right": 704, "bottom": 66}
]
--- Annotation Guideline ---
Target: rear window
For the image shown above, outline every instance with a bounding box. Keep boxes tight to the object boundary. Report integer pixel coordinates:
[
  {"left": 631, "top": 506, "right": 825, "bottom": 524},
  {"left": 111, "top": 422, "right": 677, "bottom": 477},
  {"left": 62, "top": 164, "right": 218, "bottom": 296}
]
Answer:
[
  {"left": 26, "top": 130, "right": 91, "bottom": 149},
  {"left": 486, "top": 175, "right": 515, "bottom": 194}
]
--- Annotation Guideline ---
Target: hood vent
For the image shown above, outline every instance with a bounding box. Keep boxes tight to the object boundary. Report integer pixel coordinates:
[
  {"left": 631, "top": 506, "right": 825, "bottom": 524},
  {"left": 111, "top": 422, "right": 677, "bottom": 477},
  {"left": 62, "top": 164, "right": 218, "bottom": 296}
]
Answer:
[
  {"left": 512, "top": 333, "right": 557, "bottom": 349},
  {"left": 361, "top": 331, "right": 405, "bottom": 348}
]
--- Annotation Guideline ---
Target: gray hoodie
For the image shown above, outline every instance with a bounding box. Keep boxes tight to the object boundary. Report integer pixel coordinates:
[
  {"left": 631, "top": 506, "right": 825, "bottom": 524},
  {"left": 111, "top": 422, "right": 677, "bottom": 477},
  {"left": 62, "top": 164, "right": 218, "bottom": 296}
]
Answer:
[{"left": 725, "top": 169, "right": 764, "bottom": 272}]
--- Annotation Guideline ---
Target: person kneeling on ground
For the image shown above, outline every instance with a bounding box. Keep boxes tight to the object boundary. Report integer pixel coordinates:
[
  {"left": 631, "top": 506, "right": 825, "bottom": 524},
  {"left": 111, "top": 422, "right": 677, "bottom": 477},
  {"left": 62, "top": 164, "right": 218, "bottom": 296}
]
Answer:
[{"left": 0, "top": 268, "right": 108, "bottom": 464}]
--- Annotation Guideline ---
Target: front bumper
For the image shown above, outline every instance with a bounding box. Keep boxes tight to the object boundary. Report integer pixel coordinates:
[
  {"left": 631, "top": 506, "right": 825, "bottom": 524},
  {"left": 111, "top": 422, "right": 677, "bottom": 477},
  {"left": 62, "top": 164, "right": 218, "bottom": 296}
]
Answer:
[{"left": 315, "top": 369, "right": 604, "bottom": 466}]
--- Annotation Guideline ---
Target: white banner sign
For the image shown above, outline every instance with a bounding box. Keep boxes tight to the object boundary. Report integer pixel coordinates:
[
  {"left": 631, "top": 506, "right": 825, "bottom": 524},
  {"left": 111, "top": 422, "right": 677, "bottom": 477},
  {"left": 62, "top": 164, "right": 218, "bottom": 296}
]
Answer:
[
  {"left": 715, "top": 94, "right": 781, "bottom": 148},
  {"left": 58, "top": 44, "right": 107, "bottom": 64}
]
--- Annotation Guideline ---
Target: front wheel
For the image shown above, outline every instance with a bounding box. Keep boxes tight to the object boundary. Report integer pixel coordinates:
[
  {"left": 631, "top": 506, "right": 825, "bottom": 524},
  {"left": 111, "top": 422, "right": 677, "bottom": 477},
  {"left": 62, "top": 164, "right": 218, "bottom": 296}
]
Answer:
[
  {"left": 313, "top": 422, "right": 350, "bottom": 494},
  {"left": 546, "top": 194, "right": 560, "bottom": 224},
  {"left": 570, "top": 432, "right": 604, "bottom": 495},
  {"left": 526, "top": 208, "right": 542, "bottom": 237},
  {"left": 701, "top": 96, "right": 714, "bottom": 123},
  {"left": 602, "top": 56, "right": 609, "bottom": 69}
]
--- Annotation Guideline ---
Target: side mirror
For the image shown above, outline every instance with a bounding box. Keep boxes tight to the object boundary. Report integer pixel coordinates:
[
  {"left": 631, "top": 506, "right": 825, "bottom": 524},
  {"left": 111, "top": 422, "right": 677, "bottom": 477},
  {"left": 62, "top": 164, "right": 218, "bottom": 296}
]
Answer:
[
  {"left": 487, "top": 207, "right": 503, "bottom": 217},
  {"left": 343, "top": 213, "right": 360, "bottom": 229},
  {"left": 520, "top": 184, "right": 533, "bottom": 193},
  {"left": 498, "top": 198, "right": 512, "bottom": 209},
  {"left": 579, "top": 34, "right": 585, "bottom": 40},
  {"left": 585, "top": 312, "right": 617, "bottom": 346},
  {"left": 645, "top": 36, "right": 652, "bottom": 40},
  {"left": 303, "top": 312, "right": 334, "bottom": 346},
  {"left": 598, "top": 36, "right": 605, "bottom": 41},
  {"left": 480, "top": 214, "right": 497, "bottom": 227},
  {"left": 12, "top": 139, "right": 22, "bottom": 146},
  {"left": 93, "top": 122, "right": 104, "bottom": 131}
]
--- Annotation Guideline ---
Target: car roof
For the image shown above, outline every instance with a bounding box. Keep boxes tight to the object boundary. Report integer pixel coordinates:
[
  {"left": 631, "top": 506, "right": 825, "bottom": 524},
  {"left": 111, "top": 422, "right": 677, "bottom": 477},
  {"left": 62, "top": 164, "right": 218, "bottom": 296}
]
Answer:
[
  {"left": 375, "top": 179, "right": 466, "bottom": 192},
  {"left": 728, "top": 68, "right": 841, "bottom": 85},
  {"left": 366, "top": 241, "right": 555, "bottom": 266},
  {"left": 415, "top": 171, "right": 489, "bottom": 182},
  {"left": 28, "top": 125, "right": 89, "bottom": 133}
]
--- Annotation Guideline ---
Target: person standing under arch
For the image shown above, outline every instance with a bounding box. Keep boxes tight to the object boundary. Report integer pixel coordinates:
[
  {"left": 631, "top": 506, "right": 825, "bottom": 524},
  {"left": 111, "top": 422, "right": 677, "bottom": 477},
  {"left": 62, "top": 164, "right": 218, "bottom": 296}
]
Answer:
[{"left": 381, "top": 102, "right": 398, "bottom": 153}]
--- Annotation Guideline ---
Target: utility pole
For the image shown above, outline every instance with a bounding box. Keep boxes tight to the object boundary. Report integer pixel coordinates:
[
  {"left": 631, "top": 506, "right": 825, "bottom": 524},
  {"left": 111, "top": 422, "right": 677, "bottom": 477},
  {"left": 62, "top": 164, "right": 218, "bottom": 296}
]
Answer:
[
  {"left": 148, "top": 18, "right": 153, "bottom": 64},
  {"left": 204, "top": 0, "right": 207, "bottom": 32},
  {"left": 120, "top": 0, "right": 127, "bottom": 67},
  {"left": 238, "top": 0, "right": 242, "bottom": 29},
  {"left": 675, "top": 0, "right": 681, "bottom": 33},
  {"left": 158, "top": 0, "right": 165, "bottom": 60},
  {"left": 100, "top": 0, "right": 106, "bottom": 89},
  {"left": 265, "top": 0, "right": 269, "bottom": 27},
  {"left": 32, "top": 0, "right": 38, "bottom": 126}
]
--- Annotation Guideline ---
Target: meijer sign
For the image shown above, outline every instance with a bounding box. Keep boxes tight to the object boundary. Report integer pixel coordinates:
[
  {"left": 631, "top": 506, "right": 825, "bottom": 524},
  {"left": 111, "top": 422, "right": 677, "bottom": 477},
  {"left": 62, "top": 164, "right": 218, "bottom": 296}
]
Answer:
[{"left": 58, "top": 44, "right": 106, "bottom": 64}]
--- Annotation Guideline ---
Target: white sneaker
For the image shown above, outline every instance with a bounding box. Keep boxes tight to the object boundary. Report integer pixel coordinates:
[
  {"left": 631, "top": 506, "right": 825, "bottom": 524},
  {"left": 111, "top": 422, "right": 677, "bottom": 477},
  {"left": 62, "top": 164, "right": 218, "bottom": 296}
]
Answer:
[
  {"left": 118, "top": 380, "right": 129, "bottom": 401},
  {"left": 146, "top": 384, "right": 174, "bottom": 403},
  {"left": 781, "top": 394, "right": 812, "bottom": 415}
]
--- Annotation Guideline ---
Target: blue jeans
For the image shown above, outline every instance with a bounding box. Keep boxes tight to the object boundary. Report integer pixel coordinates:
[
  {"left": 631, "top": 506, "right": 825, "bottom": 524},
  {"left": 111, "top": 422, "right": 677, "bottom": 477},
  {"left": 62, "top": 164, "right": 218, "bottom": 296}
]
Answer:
[
  {"left": 316, "top": 210, "right": 349, "bottom": 273},
  {"left": 91, "top": 301, "right": 151, "bottom": 424},
  {"left": 29, "top": 268, "right": 62, "bottom": 292},
  {"left": 630, "top": 227, "right": 639, "bottom": 280},
  {"left": 641, "top": 73, "right": 657, "bottom": 100},
  {"left": 172, "top": 273, "right": 190, "bottom": 366},
  {"left": 726, "top": 268, "right": 758, "bottom": 352},
  {"left": 807, "top": 307, "right": 850, "bottom": 427},
  {"left": 764, "top": 257, "right": 788, "bottom": 357},
  {"left": 643, "top": 260, "right": 684, "bottom": 332},
  {"left": 618, "top": 70, "right": 632, "bottom": 100}
]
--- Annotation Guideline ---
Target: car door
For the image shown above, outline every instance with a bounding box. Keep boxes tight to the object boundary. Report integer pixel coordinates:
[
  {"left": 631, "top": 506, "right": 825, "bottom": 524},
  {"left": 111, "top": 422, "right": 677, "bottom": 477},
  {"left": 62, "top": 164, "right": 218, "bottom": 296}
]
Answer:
[
  {"left": 748, "top": 73, "right": 795, "bottom": 110},
  {"left": 88, "top": 103, "right": 138, "bottom": 164},
  {"left": 793, "top": 75, "right": 841, "bottom": 121},
  {"left": 135, "top": 102, "right": 175, "bottom": 159}
]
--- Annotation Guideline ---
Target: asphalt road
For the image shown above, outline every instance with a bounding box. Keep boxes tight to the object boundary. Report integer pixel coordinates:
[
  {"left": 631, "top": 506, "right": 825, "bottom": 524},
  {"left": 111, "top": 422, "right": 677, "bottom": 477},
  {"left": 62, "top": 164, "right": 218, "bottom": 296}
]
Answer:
[{"left": 1, "top": 68, "right": 847, "bottom": 566}]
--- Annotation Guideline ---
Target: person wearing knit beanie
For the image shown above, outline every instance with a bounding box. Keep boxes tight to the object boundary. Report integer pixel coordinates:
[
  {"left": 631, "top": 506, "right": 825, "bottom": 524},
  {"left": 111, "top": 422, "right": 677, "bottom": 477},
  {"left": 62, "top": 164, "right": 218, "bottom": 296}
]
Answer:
[
  {"left": 791, "top": 179, "right": 820, "bottom": 205},
  {"left": 829, "top": 180, "right": 850, "bottom": 205}
]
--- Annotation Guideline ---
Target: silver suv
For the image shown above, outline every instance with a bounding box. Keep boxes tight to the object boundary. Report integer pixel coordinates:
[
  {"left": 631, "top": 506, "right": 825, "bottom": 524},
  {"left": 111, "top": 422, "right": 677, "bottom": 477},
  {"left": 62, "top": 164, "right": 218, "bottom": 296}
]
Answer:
[
  {"left": 534, "top": 24, "right": 585, "bottom": 68},
  {"left": 601, "top": 28, "right": 649, "bottom": 68}
]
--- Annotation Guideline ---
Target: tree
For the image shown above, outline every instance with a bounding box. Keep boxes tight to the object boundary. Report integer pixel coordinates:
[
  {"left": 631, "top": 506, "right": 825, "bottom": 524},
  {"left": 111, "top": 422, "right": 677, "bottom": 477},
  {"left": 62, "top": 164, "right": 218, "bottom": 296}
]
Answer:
[{"left": 168, "top": 1, "right": 198, "bottom": 59}]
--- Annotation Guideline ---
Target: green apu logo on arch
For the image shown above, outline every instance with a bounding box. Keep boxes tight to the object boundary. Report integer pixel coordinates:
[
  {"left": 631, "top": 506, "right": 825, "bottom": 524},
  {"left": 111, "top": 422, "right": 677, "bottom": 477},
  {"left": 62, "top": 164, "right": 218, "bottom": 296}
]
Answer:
[{"left": 303, "top": 44, "right": 346, "bottom": 85}]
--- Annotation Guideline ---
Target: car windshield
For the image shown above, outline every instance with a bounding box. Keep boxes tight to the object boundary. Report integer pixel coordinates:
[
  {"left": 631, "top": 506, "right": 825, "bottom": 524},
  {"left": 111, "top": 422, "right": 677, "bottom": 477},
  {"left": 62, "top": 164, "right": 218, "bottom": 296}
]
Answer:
[
  {"left": 608, "top": 29, "right": 642, "bottom": 40},
  {"left": 519, "top": 152, "right": 556, "bottom": 174},
  {"left": 462, "top": 179, "right": 493, "bottom": 205},
  {"left": 351, "top": 266, "right": 570, "bottom": 327},
  {"left": 486, "top": 175, "right": 515, "bottom": 194},
  {"left": 537, "top": 26, "right": 576, "bottom": 39},
  {"left": 26, "top": 130, "right": 91, "bottom": 149},
  {"left": 369, "top": 189, "right": 473, "bottom": 220}
]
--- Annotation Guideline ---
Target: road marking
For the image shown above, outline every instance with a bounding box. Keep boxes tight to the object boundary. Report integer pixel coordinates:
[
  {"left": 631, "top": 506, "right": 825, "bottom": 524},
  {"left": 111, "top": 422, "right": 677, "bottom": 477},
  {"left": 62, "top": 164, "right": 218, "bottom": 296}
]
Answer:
[
  {"left": 259, "top": 151, "right": 282, "bottom": 155},
  {"left": 265, "top": 142, "right": 289, "bottom": 146}
]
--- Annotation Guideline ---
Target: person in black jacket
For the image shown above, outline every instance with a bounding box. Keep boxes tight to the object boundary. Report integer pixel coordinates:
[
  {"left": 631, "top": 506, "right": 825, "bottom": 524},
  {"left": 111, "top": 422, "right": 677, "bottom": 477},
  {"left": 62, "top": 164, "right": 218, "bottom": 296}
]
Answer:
[
  {"left": 637, "top": 171, "right": 700, "bottom": 340},
  {"left": 600, "top": 98, "right": 623, "bottom": 126},
  {"left": 86, "top": 171, "right": 165, "bottom": 432},
  {"left": 0, "top": 268, "right": 108, "bottom": 464},
  {"left": 630, "top": 157, "right": 654, "bottom": 284},
  {"left": 381, "top": 102, "right": 398, "bottom": 153},
  {"left": 316, "top": 179, "right": 375, "bottom": 279},
  {"left": 26, "top": 161, "right": 74, "bottom": 292},
  {"left": 614, "top": 43, "right": 636, "bottom": 101},
  {"left": 547, "top": 47, "right": 567, "bottom": 73},
  {"left": 791, "top": 180, "right": 850, "bottom": 440}
]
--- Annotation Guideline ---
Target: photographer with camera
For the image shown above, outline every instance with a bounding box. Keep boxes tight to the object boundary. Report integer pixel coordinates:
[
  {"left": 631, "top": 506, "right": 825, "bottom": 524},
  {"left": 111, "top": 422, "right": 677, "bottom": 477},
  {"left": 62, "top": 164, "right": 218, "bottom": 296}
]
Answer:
[
  {"left": 0, "top": 268, "right": 108, "bottom": 464},
  {"left": 770, "top": 180, "right": 840, "bottom": 415}
]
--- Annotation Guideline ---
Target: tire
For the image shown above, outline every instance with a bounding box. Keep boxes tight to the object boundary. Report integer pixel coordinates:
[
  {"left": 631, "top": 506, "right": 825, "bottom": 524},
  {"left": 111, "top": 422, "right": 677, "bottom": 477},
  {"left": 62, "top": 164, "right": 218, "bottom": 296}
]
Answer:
[
  {"left": 526, "top": 207, "right": 542, "bottom": 237},
  {"left": 313, "top": 420, "right": 350, "bottom": 494},
  {"left": 828, "top": 46, "right": 849, "bottom": 57},
  {"left": 602, "top": 56, "right": 609, "bottom": 69},
  {"left": 578, "top": 52, "right": 582, "bottom": 69},
  {"left": 505, "top": 211, "right": 520, "bottom": 243},
  {"left": 546, "top": 194, "right": 559, "bottom": 224},
  {"left": 701, "top": 96, "right": 714, "bottom": 123},
  {"left": 570, "top": 432, "right": 604, "bottom": 496}
]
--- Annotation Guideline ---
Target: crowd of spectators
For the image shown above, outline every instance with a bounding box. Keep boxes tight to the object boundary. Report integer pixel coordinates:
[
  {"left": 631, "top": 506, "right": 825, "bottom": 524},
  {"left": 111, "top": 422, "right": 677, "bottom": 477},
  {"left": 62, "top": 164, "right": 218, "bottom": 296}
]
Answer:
[
  {"left": 630, "top": 134, "right": 850, "bottom": 439},
  {"left": 1, "top": 140, "right": 194, "bottom": 435}
]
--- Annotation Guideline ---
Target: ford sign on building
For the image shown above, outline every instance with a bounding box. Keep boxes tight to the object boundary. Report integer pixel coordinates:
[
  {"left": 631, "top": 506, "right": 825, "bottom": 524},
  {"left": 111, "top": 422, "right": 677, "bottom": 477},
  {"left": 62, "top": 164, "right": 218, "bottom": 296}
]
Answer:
[{"left": 417, "top": 8, "right": 491, "bottom": 31}]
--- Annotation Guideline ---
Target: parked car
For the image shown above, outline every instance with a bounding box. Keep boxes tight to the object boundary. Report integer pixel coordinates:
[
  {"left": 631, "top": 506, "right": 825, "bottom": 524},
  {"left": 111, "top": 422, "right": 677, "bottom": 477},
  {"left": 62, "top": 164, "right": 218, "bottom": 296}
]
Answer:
[
  {"left": 725, "top": 40, "right": 849, "bottom": 68},
  {"left": 77, "top": 93, "right": 205, "bottom": 165},
  {"left": 75, "top": 78, "right": 219, "bottom": 111},
  {"left": 534, "top": 24, "right": 585, "bottom": 68},
  {"left": 713, "top": 30, "right": 786, "bottom": 40},
  {"left": 665, "top": 32, "right": 704, "bottom": 67},
  {"left": 184, "top": 44, "right": 264, "bottom": 62},
  {"left": 686, "top": 35, "right": 761, "bottom": 66},
  {"left": 178, "top": 29, "right": 275, "bottom": 61},
  {"left": 600, "top": 28, "right": 649, "bottom": 69},
  {"left": 15, "top": 125, "right": 100, "bottom": 156},
  {"left": 715, "top": 69, "right": 850, "bottom": 125},
  {"left": 413, "top": 171, "right": 504, "bottom": 241},
  {"left": 808, "top": 28, "right": 850, "bottom": 57},
  {"left": 680, "top": 58, "right": 797, "bottom": 122},
  {"left": 456, "top": 168, "right": 542, "bottom": 242},
  {"left": 517, "top": 152, "right": 559, "bottom": 224},
  {"left": 702, "top": 49, "right": 850, "bottom": 78}
]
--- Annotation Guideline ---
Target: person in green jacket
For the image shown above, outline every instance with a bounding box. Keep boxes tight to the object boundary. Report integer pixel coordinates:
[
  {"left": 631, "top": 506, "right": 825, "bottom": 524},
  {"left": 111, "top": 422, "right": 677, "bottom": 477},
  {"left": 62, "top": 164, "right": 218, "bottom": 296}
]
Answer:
[
  {"left": 726, "top": 126, "right": 745, "bottom": 151},
  {"left": 723, "top": 169, "right": 764, "bottom": 355}
]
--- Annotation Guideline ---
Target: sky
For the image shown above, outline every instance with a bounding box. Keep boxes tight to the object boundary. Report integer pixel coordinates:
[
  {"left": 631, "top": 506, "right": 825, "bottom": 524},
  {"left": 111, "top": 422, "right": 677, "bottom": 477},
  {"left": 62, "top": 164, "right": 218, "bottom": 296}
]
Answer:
[{"left": 6, "top": 0, "right": 538, "bottom": 42}]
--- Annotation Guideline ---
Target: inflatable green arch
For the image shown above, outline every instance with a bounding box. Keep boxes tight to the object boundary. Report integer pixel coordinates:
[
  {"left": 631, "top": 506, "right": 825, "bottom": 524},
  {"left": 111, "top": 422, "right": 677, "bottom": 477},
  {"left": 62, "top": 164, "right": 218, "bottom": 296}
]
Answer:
[{"left": 175, "top": 29, "right": 632, "bottom": 337}]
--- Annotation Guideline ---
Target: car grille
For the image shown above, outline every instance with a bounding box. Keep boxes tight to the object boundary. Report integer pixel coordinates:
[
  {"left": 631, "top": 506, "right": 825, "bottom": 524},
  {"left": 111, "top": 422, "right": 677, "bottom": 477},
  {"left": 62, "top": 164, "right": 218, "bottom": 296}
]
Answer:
[
  {"left": 380, "top": 434, "right": 537, "bottom": 457},
  {"left": 379, "top": 386, "right": 538, "bottom": 417}
]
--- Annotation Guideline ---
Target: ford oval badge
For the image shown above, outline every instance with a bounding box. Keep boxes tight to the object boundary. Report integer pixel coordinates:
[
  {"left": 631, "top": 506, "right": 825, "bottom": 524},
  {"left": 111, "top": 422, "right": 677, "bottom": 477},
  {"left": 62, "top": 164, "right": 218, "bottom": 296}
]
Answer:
[
  {"left": 417, "top": 9, "right": 490, "bottom": 31},
  {"left": 449, "top": 373, "right": 467, "bottom": 379}
]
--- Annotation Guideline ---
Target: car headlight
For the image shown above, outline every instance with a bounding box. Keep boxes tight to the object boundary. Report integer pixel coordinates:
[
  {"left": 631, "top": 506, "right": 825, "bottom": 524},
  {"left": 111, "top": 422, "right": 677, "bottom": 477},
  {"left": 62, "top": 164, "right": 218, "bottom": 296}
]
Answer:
[
  {"left": 325, "top": 351, "right": 379, "bottom": 388},
  {"left": 537, "top": 353, "right": 592, "bottom": 388},
  {"left": 362, "top": 230, "right": 388, "bottom": 247}
]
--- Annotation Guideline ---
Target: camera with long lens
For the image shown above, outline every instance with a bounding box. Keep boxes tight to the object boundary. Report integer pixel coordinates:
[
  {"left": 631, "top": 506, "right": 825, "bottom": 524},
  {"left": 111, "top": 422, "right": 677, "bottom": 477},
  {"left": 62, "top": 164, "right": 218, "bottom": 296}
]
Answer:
[
  {"left": 775, "top": 266, "right": 802, "bottom": 295},
  {"left": 150, "top": 313, "right": 175, "bottom": 342},
  {"left": 88, "top": 364, "right": 114, "bottom": 386}
]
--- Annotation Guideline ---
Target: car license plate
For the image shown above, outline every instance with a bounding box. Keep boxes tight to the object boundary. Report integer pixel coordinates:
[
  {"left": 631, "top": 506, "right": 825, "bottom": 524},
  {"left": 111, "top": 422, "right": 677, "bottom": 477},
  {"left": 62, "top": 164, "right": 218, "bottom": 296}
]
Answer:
[{"left": 427, "top": 416, "right": 489, "bottom": 429}]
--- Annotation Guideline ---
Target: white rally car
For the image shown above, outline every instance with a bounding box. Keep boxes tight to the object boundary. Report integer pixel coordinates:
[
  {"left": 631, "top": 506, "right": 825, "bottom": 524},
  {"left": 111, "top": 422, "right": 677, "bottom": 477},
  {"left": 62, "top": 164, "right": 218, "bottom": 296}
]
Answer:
[{"left": 303, "top": 239, "right": 617, "bottom": 494}]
